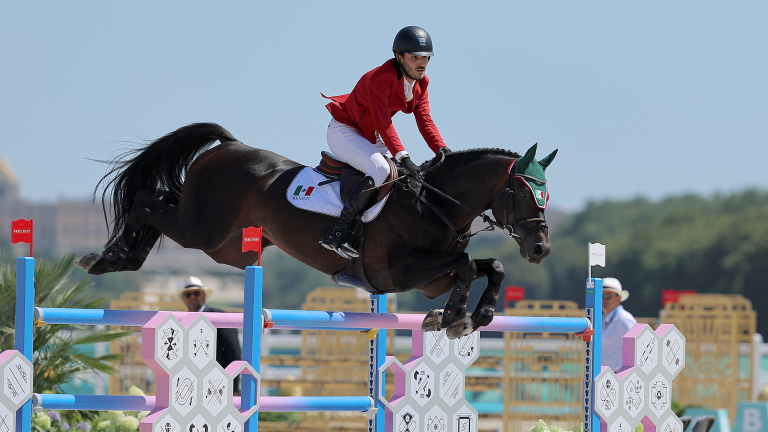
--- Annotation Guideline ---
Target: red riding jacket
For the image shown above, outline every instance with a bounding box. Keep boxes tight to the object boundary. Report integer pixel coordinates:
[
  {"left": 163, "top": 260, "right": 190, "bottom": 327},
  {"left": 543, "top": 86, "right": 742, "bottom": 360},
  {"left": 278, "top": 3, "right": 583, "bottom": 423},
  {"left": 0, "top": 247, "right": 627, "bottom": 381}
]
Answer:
[{"left": 323, "top": 59, "right": 446, "bottom": 159}]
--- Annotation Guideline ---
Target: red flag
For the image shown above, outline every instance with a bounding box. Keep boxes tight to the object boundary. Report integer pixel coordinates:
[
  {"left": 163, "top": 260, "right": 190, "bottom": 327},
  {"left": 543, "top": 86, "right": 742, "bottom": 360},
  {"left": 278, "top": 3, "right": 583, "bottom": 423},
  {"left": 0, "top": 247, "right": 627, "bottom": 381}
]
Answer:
[
  {"left": 504, "top": 286, "right": 525, "bottom": 308},
  {"left": 11, "top": 219, "right": 34, "bottom": 256},
  {"left": 242, "top": 226, "right": 262, "bottom": 266}
]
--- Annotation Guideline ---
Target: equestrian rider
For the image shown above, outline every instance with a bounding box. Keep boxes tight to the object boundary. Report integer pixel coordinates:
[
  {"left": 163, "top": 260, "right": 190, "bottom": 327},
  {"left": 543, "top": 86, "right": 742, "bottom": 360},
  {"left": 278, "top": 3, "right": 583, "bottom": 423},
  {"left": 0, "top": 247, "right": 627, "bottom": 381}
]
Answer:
[{"left": 320, "top": 26, "right": 451, "bottom": 258}]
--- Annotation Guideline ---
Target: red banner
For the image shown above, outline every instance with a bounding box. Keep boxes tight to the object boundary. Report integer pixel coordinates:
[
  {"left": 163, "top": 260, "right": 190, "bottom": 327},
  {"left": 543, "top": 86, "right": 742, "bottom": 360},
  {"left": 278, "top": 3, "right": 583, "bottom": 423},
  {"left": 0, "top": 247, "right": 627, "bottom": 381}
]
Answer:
[
  {"left": 504, "top": 286, "right": 525, "bottom": 308},
  {"left": 242, "top": 226, "right": 262, "bottom": 266},
  {"left": 661, "top": 289, "right": 696, "bottom": 308},
  {"left": 11, "top": 219, "right": 34, "bottom": 256}
]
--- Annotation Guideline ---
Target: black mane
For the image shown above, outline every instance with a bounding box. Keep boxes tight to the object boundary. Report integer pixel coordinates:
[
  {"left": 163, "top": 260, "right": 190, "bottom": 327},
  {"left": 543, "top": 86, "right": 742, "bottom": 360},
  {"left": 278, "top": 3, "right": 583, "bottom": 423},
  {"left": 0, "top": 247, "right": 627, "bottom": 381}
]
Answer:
[{"left": 421, "top": 147, "right": 521, "bottom": 170}]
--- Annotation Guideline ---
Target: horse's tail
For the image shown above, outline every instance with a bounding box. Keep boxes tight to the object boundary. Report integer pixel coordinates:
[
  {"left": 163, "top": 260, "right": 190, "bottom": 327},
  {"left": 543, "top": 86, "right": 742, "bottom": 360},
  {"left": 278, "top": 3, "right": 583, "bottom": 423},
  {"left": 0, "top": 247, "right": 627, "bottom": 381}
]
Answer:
[{"left": 96, "top": 122, "right": 237, "bottom": 245}]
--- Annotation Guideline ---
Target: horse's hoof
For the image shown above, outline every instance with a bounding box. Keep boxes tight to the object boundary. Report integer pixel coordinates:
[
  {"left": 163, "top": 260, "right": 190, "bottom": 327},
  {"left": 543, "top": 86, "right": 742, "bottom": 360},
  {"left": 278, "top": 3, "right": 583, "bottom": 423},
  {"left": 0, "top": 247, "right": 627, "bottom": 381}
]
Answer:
[
  {"left": 74, "top": 251, "right": 123, "bottom": 275},
  {"left": 74, "top": 253, "right": 99, "bottom": 272},
  {"left": 470, "top": 307, "right": 495, "bottom": 329},
  {"left": 421, "top": 309, "right": 444, "bottom": 332},
  {"left": 446, "top": 317, "right": 473, "bottom": 340}
]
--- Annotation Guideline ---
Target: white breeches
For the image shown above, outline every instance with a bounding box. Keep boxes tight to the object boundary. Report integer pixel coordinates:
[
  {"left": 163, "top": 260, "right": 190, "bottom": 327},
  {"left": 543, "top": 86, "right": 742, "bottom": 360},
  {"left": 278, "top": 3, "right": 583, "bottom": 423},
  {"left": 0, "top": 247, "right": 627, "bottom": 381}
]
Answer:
[{"left": 327, "top": 119, "right": 392, "bottom": 187}]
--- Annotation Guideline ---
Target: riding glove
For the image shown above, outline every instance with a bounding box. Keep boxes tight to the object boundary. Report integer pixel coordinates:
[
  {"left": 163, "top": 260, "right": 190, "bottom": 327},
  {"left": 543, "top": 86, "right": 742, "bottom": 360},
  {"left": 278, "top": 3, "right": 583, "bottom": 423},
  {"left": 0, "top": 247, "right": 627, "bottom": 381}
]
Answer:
[
  {"left": 439, "top": 146, "right": 452, "bottom": 155},
  {"left": 399, "top": 156, "right": 422, "bottom": 179}
]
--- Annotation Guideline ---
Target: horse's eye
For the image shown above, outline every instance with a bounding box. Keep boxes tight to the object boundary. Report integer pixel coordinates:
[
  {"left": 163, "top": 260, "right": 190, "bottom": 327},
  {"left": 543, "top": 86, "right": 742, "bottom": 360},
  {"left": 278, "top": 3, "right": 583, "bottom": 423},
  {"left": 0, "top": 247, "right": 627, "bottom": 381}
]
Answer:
[{"left": 519, "top": 190, "right": 527, "bottom": 198}]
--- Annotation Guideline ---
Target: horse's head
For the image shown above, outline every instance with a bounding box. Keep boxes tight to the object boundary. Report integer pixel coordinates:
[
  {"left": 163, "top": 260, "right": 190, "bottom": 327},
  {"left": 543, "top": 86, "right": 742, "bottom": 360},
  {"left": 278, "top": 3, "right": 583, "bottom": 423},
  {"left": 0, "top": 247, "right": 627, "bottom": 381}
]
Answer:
[{"left": 491, "top": 143, "right": 558, "bottom": 264}]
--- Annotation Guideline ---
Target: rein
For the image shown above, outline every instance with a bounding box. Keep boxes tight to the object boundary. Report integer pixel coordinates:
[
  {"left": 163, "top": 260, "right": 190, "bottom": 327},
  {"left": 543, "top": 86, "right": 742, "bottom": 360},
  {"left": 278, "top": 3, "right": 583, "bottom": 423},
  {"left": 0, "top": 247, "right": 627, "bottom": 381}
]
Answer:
[{"left": 403, "top": 158, "right": 549, "bottom": 249}]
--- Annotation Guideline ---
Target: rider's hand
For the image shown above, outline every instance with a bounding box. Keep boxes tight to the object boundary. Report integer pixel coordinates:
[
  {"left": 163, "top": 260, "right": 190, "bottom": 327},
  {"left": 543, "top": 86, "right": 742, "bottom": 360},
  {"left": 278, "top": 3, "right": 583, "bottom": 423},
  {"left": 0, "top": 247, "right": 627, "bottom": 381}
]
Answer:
[
  {"left": 439, "top": 146, "right": 452, "bottom": 155},
  {"left": 399, "top": 156, "right": 422, "bottom": 179}
]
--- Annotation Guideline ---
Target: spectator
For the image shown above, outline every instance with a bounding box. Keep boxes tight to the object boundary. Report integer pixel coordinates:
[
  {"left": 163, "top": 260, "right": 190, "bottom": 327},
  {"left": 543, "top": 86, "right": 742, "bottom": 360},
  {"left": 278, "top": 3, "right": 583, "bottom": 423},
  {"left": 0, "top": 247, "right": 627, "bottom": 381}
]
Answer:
[
  {"left": 179, "top": 276, "right": 242, "bottom": 390},
  {"left": 601, "top": 277, "right": 637, "bottom": 372}
]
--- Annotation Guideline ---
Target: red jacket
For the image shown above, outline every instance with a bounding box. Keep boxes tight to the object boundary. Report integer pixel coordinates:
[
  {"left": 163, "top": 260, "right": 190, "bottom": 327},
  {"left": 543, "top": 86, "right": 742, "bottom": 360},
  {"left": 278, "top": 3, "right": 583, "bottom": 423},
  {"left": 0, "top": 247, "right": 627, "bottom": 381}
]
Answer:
[{"left": 323, "top": 59, "right": 446, "bottom": 157}]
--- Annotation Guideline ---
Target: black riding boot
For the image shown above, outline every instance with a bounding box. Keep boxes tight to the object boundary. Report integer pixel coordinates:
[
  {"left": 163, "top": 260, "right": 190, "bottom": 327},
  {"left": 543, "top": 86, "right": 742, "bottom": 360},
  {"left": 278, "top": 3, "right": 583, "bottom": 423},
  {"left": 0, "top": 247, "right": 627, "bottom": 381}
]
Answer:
[{"left": 319, "top": 176, "right": 376, "bottom": 258}]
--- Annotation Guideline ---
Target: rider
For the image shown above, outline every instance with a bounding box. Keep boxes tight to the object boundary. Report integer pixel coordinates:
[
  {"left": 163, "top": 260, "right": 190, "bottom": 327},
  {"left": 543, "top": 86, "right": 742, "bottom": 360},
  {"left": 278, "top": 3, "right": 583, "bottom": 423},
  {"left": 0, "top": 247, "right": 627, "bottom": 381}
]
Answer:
[{"left": 320, "top": 26, "right": 451, "bottom": 258}]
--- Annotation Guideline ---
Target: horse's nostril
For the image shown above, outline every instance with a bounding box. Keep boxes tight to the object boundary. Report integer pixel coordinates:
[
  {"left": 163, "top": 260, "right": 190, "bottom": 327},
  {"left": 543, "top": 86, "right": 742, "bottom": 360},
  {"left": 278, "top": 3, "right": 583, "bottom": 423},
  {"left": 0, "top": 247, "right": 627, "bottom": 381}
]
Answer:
[{"left": 533, "top": 244, "right": 543, "bottom": 256}]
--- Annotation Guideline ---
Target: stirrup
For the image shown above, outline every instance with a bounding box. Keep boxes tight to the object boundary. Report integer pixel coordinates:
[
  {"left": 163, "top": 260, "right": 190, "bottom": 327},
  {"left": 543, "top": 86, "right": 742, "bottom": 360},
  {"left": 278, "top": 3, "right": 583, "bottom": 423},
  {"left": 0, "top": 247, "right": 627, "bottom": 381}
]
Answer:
[
  {"left": 319, "top": 235, "right": 351, "bottom": 259},
  {"left": 337, "top": 242, "right": 360, "bottom": 259}
]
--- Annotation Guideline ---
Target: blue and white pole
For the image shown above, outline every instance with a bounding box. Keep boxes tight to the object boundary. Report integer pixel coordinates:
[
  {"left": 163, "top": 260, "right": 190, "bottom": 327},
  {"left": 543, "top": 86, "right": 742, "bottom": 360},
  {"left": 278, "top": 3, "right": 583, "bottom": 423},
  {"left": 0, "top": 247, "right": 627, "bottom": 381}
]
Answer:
[{"left": 15, "top": 257, "right": 34, "bottom": 432}]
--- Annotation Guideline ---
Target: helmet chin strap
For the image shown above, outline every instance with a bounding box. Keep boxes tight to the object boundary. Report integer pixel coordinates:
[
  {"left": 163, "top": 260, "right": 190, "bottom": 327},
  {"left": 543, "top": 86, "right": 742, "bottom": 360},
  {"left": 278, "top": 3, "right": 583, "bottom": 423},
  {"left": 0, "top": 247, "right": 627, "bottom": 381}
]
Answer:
[{"left": 396, "top": 54, "right": 421, "bottom": 81}]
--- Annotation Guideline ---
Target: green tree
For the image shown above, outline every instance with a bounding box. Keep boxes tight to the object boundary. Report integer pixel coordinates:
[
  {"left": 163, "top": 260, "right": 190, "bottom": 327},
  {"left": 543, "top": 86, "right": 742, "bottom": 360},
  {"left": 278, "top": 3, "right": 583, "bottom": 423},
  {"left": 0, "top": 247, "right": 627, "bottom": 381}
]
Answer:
[{"left": 0, "top": 253, "right": 130, "bottom": 393}]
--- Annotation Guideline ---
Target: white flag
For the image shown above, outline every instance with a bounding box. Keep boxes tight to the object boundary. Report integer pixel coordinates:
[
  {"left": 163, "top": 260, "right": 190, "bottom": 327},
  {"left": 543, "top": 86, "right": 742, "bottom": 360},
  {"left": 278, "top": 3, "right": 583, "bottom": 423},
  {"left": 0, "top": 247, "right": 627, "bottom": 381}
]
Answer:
[{"left": 589, "top": 242, "right": 606, "bottom": 268}]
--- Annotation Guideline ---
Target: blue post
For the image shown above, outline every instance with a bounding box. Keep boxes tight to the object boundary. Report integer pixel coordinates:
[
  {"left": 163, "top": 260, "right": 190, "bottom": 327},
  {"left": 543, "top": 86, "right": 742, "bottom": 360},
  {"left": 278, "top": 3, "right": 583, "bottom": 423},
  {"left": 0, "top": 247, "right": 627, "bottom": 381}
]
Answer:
[
  {"left": 242, "top": 266, "right": 262, "bottom": 432},
  {"left": 369, "top": 294, "right": 387, "bottom": 432},
  {"left": 583, "top": 278, "right": 603, "bottom": 432},
  {"left": 15, "top": 257, "right": 34, "bottom": 432}
]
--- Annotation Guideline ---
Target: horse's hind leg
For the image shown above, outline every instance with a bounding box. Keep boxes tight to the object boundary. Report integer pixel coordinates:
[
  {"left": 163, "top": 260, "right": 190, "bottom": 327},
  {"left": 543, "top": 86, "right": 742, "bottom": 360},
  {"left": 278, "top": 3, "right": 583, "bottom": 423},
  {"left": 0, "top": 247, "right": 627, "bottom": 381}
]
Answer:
[{"left": 77, "top": 189, "right": 242, "bottom": 274}]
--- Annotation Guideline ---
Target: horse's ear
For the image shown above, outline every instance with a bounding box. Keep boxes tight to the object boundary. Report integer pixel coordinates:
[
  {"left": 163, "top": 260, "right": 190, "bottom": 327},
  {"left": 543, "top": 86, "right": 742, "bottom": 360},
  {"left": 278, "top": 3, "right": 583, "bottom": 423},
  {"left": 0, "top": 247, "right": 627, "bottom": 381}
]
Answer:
[
  {"left": 538, "top": 149, "right": 558, "bottom": 171},
  {"left": 515, "top": 143, "right": 538, "bottom": 173}
]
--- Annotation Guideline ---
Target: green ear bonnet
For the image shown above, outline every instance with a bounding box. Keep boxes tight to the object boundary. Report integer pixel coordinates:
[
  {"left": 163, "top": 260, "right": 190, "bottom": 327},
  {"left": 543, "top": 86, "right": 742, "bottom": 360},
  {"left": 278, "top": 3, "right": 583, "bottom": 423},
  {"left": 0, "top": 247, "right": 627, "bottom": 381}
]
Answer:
[{"left": 509, "top": 144, "right": 558, "bottom": 209}]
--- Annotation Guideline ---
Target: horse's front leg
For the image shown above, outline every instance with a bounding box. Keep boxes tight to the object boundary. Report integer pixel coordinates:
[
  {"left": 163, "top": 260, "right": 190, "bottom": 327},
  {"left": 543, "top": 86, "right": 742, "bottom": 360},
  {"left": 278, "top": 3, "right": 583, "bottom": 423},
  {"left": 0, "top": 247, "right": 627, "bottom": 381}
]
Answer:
[
  {"left": 446, "top": 258, "right": 505, "bottom": 338},
  {"left": 388, "top": 250, "right": 478, "bottom": 339}
]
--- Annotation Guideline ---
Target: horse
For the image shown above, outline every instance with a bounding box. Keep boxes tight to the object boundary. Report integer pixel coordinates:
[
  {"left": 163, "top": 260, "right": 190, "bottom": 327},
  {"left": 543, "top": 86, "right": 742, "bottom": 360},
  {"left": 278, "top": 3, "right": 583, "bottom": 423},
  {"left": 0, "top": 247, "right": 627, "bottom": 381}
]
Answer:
[{"left": 75, "top": 123, "right": 557, "bottom": 338}]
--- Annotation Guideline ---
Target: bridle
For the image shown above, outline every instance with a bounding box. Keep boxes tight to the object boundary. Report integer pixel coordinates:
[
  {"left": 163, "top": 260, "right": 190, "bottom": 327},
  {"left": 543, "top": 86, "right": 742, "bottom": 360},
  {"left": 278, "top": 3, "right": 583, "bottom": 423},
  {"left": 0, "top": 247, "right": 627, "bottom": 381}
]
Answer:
[
  {"left": 404, "top": 155, "right": 549, "bottom": 249},
  {"left": 488, "top": 167, "right": 549, "bottom": 245}
]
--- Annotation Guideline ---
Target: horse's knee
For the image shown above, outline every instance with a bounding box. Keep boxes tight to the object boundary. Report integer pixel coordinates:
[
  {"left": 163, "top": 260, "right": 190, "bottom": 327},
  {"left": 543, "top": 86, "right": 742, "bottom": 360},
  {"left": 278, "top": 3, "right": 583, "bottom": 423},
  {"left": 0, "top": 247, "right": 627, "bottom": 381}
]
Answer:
[{"left": 488, "top": 259, "right": 505, "bottom": 287}]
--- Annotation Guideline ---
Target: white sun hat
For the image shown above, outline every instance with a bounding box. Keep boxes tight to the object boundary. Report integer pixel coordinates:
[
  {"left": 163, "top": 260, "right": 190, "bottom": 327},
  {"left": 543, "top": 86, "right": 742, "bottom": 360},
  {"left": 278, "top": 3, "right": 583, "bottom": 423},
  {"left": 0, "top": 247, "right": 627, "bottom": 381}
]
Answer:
[
  {"left": 603, "top": 277, "right": 629, "bottom": 302},
  {"left": 177, "top": 276, "right": 213, "bottom": 299}
]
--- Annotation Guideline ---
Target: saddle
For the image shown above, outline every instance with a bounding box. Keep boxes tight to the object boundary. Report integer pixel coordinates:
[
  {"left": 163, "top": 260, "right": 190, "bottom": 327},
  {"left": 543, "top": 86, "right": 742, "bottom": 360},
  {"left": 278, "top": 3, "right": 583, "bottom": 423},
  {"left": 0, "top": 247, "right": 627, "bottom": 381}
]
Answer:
[
  {"left": 316, "top": 151, "right": 400, "bottom": 294},
  {"left": 316, "top": 151, "right": 399, "bottom": 208}
]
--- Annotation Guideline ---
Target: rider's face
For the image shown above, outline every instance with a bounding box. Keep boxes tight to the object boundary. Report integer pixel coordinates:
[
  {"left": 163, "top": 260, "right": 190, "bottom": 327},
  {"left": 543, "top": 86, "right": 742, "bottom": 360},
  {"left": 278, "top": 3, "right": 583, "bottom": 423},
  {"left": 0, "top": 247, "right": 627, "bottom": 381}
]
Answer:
[{"left": 398, "top": 53, "right": 430, "bottom": 82}]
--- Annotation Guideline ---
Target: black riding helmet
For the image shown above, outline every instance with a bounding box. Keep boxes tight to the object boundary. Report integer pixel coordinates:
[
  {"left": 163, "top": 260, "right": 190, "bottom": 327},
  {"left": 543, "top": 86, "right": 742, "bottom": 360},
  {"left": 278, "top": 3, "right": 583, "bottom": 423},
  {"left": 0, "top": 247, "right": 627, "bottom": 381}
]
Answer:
[{"left": 392, "top": 26, "right": 434, "bottom": 57}]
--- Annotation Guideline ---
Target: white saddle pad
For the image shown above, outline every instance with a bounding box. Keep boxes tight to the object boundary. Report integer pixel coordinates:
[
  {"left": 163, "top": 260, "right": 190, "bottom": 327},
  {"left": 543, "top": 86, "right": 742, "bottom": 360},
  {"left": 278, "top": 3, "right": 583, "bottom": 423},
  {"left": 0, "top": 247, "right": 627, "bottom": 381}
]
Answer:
[{"left": 286, "top": 167, "right": 388, "bottom": 223}]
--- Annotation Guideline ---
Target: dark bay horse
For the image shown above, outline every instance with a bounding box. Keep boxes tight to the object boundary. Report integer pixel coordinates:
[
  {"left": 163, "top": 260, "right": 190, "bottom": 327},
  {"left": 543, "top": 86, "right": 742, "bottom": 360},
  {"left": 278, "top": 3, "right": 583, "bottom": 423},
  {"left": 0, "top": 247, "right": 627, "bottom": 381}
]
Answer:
[{"left": 76, "top": 123, "right": 557, "bottom": 338}]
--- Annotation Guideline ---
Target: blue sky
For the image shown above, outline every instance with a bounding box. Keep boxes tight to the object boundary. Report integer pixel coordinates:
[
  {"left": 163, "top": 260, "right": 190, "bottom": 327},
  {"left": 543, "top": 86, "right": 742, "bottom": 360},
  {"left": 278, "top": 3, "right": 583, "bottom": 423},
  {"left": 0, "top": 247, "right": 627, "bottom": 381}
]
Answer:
[{"left": 1, "top": 2, "right": 766, "bottom": 211}]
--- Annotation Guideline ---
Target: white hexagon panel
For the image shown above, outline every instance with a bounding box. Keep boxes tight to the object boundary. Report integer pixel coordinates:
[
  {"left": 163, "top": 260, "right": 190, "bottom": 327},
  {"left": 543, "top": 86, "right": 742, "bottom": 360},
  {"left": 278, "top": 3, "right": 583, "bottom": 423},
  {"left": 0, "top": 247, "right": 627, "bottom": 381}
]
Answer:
[
  {"left": 623, "top": 324, "right": 660, "bottom": 376},
  {"left": 451, "top": 404, "right": 478, "bottom": 432},
  {"left": 186, "top": 315, "right": 217, "bottom": 371},
  {"left": 146, "top": 411, "right": 181, "bottom": 432},
  {"left": 655, "top": 324, "right": 686, "bottom": 379},
  {"left": 655, "top": 411, "right": 684, "bottom": 432},
  {"left": 424, "top": 331, "right": 450, "bottom": 366},
  {"left": 202, "top": 365, "right": 229, "bottom": 417},
  {"left": 140, "top": 313, "right": 260, "bottom": 432},
  {"left": 425, "top": 405, "right": 448, "bottom": 432},
  {"left": 186, "top": 413, "right": 210, "bottom": 432},
  {"left": 594, "top": 367, "right": 621, "bottom": 423},
  {"left": 394, "top": 404, "right": 419, "bottom": 432},
  {"left": 409, "top": 360, "right": 435, "bottom": 407},
  {"left": 452, "top": 332, "right": 479, "bottom": 367},
  {"left": 619, "top": 370, "right": 645, "bottom": 422},
  {"left": 0, "top": 400, "right": 15, "bottom": 432},
  {"left": 438, "top": 363, "right": 464, "bottom": 407},
  {"left": 647, "top": 373, "right": 671, "bottom": 419},
  {"left": 216, "top": 413, "right": 244, "bottom": 432},
  {"left": 381, "top": 329, "right": 479, "bottom": 432},
  {"left": 143, "top": 312, "right": 185, "bottom": 374},
  {"left": 0, "top": 350, "right": 33, "bottom": 410},
  {"left": 596, "top": 324, "right": 686, "bottom": 432},
  {"left": 606, "top": 415, "right": 632, "bottom": 432},
  {"left": 170, "top": 367, "right": 199, "bottom": 417}
]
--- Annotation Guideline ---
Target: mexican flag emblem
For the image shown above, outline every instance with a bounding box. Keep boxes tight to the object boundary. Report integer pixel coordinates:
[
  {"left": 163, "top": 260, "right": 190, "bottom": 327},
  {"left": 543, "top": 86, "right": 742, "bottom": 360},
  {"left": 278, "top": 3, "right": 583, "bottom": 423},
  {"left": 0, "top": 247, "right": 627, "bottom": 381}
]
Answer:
[
  {"left": 536, "top": 190, "right": 545, "bottom": 201},
  {"left": 293, "top": 185, "right": 314, "bottom": 197}
]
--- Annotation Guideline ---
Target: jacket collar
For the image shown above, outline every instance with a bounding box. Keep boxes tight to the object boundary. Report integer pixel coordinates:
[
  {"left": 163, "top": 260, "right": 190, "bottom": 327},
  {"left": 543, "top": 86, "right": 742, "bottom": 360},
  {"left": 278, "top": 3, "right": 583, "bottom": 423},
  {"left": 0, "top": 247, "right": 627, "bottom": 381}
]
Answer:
[{"left": 388, "top": 58, "right": 422, "bottom": 108}]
